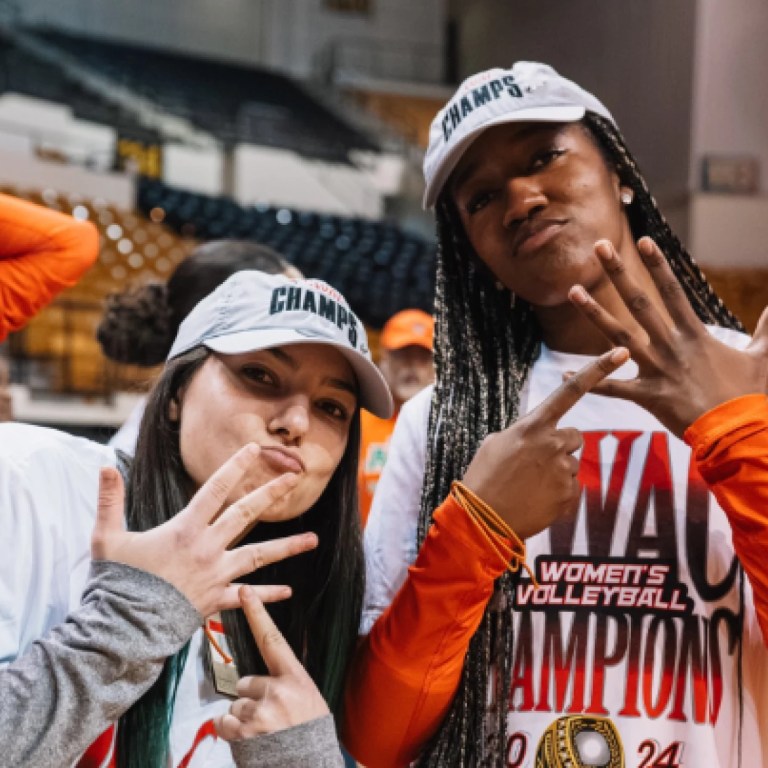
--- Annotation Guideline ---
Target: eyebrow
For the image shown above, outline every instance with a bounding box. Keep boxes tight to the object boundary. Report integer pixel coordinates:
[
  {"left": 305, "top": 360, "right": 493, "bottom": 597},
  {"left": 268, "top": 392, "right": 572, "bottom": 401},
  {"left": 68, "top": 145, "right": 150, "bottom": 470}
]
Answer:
[
  {"left": 267, "top": 347, "right": 299, "bottom": 370},
  {"left": 267, "top": 348, "right": 358, "bottom": 397},
  {"left": 450, "top": 123, "right": 564, "bottom": 195},
  {"left": 327, "top": 377, "right": 358, "bottom": 397}
]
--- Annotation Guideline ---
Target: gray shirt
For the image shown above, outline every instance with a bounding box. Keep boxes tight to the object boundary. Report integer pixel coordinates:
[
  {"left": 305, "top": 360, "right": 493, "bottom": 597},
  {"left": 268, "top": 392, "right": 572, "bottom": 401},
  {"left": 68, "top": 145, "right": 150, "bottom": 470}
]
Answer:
[{"left": 0, "top": 560, "right": 344, "bottom": 767}]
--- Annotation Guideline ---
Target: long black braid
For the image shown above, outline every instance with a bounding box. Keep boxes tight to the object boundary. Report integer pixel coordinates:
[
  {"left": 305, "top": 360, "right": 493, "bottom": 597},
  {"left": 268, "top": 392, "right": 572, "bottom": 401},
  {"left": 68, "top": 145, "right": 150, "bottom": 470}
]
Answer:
[{"left": 415, "top": 112, "right": 743, "bottom": 767}]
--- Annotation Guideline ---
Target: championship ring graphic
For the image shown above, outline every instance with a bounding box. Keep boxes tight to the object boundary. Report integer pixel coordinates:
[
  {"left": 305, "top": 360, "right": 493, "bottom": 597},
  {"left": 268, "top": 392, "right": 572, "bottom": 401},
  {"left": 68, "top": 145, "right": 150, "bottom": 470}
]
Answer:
[{"left": 535, "top": 716, "right": 624, "bottom": 767}]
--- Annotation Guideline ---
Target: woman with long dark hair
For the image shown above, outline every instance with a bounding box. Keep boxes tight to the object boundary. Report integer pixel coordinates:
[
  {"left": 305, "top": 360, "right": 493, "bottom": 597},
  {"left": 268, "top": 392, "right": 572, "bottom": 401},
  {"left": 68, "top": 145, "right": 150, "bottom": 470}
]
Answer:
[
  {"left": 0, "top": 270, "right": 392, "bottom": 767},
  {"left": 344, "top": 62, "right": 768, "bottom": 768}
]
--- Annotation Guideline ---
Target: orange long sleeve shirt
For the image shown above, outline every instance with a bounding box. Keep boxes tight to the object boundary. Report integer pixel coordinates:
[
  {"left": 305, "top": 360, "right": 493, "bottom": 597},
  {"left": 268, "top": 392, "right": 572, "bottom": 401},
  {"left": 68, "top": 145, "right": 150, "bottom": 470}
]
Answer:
[
  {"left": 0, "top": 194, "right": 99, "bottom": 342},
  {"left": 343, "top": 495, "right": 514, "bottom": 767},
  {"left": 343, "top": 394, "right": 768, "bottom": 767},
  {"left": 683, "top": 393, "right": 768, "bottom": 641}
]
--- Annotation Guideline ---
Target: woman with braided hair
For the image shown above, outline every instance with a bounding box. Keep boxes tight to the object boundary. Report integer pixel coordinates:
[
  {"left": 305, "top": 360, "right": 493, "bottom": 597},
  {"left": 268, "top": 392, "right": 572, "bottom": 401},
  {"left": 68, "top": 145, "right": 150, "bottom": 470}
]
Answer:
[{"left": 343, "top": 62, "right": 768, "bottom": 767}]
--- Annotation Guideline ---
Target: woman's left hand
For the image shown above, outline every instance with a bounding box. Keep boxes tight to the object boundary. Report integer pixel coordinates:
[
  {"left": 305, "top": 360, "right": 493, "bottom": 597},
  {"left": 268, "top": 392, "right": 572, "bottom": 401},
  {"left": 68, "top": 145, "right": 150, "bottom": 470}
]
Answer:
[
  {"left": 568, "top": 236, "right": 768, "bottom": 438},
  {"left": 215, "top": 585, "right": 330, "bottom": 741}
]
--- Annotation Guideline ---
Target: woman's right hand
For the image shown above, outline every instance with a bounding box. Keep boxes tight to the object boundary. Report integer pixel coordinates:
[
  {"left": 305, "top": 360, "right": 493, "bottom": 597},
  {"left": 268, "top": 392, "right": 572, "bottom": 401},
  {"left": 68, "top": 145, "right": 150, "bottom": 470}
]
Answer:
[
  {"left": 215, "top": 585, "right": 331, "bottom": 741},
  {"left": 91, "top": 443, "right": 319, "bottom": 618},
  {"left": 461, "top": 347, "right": 629, "bottom": 540}
]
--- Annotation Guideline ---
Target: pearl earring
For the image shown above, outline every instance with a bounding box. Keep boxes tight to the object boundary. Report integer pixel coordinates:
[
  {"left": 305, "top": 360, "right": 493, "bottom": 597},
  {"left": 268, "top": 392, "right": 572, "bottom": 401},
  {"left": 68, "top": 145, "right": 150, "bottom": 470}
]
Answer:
[{"left": 621, "top": 190, "right": 633, "bottom": 205}]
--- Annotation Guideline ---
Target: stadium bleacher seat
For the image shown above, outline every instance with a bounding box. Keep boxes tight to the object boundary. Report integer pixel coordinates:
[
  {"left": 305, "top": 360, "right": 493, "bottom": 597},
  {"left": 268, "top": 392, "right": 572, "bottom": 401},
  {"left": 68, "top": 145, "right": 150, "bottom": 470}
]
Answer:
[{"left": 137, "top": 178, "right": 436, "bottom": 328}]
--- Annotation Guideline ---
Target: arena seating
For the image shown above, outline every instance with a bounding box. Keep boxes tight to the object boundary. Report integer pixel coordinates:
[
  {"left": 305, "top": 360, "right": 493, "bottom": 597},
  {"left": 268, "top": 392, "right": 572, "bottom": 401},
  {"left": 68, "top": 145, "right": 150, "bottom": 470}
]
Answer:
[
  {"left": 137, "top": 178, "right": 436, "bottom": 329},
  {"left": 0, "top": 32, "right": 163, "bottom": 147},
  {"left": 35, "top": 29, "right": 378, "bottom": 163}
]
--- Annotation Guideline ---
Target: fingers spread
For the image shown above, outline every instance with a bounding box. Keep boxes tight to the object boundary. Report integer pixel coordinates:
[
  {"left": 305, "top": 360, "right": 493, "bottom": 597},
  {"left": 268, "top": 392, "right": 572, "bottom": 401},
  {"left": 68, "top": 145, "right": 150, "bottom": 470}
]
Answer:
[
  {"left": 240, "top": 586, "right": 302, "bottom": 676},
  {"left": 594, "top": 239, "right": 674, "bottom": 347},
  {"left": 535, "top": 347, "right": 629, "bottom": 424},
  {"left": 636, "top": 237, "right": 703, "bottom": 335},
  {"left": 569, "top": 285, "right": 640, "bottom": 352},
  {"left": 215, "top": 472, "right": 300, "bottom": 549},
  {"left": 184, "top": 444, "right": 261, "bottom": 529},
  {"left": 224, "top": 533, "right": 318, "bottom": 582}
]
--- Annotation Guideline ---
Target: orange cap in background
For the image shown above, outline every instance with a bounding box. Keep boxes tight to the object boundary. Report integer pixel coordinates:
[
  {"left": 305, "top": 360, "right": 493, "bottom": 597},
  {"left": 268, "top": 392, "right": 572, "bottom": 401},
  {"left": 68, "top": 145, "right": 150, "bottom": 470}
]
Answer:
[{"left": 380, "top": 309, "right": 434, "bottom": 351}]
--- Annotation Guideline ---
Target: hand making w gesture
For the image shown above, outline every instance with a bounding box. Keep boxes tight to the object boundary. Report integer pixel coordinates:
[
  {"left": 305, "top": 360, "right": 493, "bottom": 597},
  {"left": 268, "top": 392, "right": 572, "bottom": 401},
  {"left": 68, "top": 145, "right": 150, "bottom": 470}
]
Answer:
[
  {"left": 93, "top": 444, "right": 318, "bottom": 618},
  {"left": 569, "top": 236, "right": 768, "bottom": 438}
]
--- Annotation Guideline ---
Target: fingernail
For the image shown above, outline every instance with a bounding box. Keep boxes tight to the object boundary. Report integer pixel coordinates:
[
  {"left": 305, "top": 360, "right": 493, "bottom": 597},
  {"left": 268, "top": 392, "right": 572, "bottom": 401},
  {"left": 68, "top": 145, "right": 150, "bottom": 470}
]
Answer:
[
  {"left": 244, "top": 443, "right": 260, "bottom": 459},
  {"left": 595, "top": 240, "right": 614, "bottom": 259},
  {"left": 638, "top": 237, "right": 654, "bottom": 256},
  {"left": 610, "top": 347, "right": 630, "bottom": 364},
  {"left": 99, "top": 467, "right": 117, "bottom": 486},
  {"left": 569, "top": 285, "right": 588, "bottom": 304}
]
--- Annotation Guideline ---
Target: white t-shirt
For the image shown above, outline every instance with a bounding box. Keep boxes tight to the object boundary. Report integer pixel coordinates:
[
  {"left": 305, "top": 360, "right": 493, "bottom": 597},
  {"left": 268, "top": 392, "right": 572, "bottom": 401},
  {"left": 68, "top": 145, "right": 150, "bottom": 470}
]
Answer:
[
  {"left": 0, "top": 423, "right": 236, "bottom": 767},
  {"left": 108, "top": 396, "right": 146, "bottom": 455},
  {"left": 363, "top": 326, "right": 768, "bottom": 768}
]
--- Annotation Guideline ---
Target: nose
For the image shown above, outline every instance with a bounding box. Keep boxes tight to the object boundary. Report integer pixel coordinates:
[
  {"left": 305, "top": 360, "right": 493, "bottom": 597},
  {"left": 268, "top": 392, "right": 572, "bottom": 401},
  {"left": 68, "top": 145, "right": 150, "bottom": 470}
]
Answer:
[
  {"left": 268, "top": 397, "right": 310, "bottom": 444},
  {"left": 502, "top": 175, "right": 547, "bottom": 229}
]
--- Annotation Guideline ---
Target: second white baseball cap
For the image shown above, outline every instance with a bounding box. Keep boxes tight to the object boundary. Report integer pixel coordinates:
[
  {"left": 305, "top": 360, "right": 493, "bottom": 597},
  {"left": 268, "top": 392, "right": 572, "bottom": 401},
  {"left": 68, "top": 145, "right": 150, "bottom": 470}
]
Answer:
[
  {"left": 423, "top": 61, "right": 616, "bottom": 208},
  {"left": 168, "top": 270, "right": 394, "bottom": 418}
]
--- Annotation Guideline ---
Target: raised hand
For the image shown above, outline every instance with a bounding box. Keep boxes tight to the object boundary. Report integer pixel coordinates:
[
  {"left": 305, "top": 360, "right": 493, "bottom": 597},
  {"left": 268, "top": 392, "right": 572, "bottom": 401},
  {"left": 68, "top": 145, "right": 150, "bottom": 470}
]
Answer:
[
  {"left": 461, "top": 347, "right": 629, "bottom": 539},
  {"left": 568, "top": 236, "right": 768, "bottom": 437},
  {"left": 91, "top": 443, "right": 319, "bottom": 617},
  {"left": 215, "top": 585, "right": 330, "bottom": 741}
]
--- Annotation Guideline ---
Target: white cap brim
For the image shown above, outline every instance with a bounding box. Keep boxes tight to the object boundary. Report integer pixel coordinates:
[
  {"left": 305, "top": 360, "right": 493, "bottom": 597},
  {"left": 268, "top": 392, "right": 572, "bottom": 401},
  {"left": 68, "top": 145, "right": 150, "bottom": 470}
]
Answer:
[
  {"left": 204, "top": 329, "right": 394, "bottom": 419},
  {"left": 423, "top": 104, "right": 586, "bottom": 208}
]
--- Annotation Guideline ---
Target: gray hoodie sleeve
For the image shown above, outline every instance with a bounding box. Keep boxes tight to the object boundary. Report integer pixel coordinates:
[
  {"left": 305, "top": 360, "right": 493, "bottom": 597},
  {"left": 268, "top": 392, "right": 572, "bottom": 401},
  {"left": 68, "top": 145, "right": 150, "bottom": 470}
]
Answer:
[
  {"left": 0, "top": 559, "right": 201, "bottom": 767},
  {"left": 230, "top": 715, "right": 345, "bottom": 768}
]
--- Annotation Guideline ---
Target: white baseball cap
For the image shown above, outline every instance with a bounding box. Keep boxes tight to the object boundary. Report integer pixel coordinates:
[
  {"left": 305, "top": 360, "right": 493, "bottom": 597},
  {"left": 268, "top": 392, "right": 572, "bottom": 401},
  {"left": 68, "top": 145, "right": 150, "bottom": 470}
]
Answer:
[
  {"left": 168, "top": 270, "right": 394, "bottom": 418},
  {"left": 423, "top": 61, "right": 616, "bottom": 208}
]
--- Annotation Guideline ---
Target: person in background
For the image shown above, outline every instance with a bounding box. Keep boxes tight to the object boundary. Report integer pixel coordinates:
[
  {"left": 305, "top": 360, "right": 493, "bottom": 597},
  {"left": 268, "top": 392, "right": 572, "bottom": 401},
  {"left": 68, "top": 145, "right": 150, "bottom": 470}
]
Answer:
[
  {"left": 358, "top": 309, "right": 434, "bottom": 526},
  {"left": 97, "top": 239, "right": 300, "bottom": 454}
]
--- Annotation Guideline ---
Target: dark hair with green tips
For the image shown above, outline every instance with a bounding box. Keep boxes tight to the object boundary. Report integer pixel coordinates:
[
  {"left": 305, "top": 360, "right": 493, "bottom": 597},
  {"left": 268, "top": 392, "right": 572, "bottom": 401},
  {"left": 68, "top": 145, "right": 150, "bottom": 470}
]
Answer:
[{"left": 116, "top": 345, "right": 363, "bottom": 768}]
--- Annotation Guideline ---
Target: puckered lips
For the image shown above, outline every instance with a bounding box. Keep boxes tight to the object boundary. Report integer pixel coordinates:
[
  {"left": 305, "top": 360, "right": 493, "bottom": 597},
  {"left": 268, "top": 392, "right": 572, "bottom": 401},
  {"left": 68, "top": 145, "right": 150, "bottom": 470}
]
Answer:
[
  {"left": 511, "top": 217, "right": 568, "bottom": 258},
  {"left": 259, "top": 445, "right": 305, "bottom": 475}
]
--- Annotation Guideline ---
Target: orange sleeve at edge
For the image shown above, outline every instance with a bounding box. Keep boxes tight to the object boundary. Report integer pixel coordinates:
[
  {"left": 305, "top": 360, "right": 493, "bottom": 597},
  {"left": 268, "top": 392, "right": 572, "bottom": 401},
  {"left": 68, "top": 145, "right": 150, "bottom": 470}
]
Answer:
[
  {"left": 0, "top": 194, "right": 99, "bottom": 340},
  {"left": 685, "top": 394, "right": 768, "bottom": 643},
  {"left": 343, "top": 495, "right": 513, "bottom": 768}
]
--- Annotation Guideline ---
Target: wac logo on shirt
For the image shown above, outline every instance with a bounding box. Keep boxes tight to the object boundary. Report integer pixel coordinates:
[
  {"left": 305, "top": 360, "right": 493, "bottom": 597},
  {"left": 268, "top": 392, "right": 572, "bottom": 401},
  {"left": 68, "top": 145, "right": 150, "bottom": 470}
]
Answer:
[
  {"left": 269, "top": 285, "right": 360, "bottom": 349},
  {"left": 442, "top": 75, "right": 524, "bottom": 141},
  {"left": 506, "top": 430, "right": 743, "bottom": 730}
]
